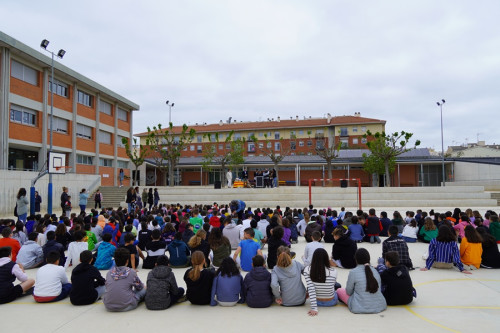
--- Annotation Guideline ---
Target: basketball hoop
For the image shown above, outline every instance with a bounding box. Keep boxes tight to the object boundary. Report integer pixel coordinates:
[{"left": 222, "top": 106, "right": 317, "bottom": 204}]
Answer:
[{"left": 54, "top": 166, "right": 72, "bottom": 174}]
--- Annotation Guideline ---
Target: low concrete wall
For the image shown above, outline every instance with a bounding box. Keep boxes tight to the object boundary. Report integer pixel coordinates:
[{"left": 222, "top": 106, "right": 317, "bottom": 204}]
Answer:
[
  {"left": 453, "top": 161, "right": 500, "bottom": 190},
  {"left": 0, "top": 170, "right": 100, "bottom": 217}
]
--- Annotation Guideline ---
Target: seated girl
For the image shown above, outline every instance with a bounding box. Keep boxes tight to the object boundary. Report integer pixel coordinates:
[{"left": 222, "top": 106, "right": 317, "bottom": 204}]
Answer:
[
  {"left": 210, "top": 257, "right": 244, "bottom": 306},
  {"left": 401, "top": 219, "right": 418, "bottom": 243},
  {"left": 460, "top": 225, "right": 483, "bottom": 270},
  {"left": 183, "top": 251, "right": 215, "bottom": 305},
  {"left": 331, "top": 227, "right": 357, "bottom": 269},
  {"left": 271, "top": 246, "right": 306, "bottom": 307}
]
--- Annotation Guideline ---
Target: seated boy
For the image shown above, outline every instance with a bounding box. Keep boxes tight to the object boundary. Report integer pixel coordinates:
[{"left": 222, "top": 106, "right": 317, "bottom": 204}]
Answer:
[
  {"left": 43, "top": 231, "right": 66, "bottom": 266},
  {"left": 0, "top": 228, "right": 21, "bottom": 262},
  {"left": 103, "top": 247, "right": 146, "bottom": 312},
  {"left": 167, "top": 232, "right": 191, "bottom": 267},
  {"left": 376, "top": 251, "right": 416, "bottom": 305},
  {"left": 122, "top": 233, "right": 144, "bottom": 271},
  {"left": 145, "top": 255, "right": 185, "bottom": 310},
  {"left": 65, "top": 231, "right": 89, "bottom": 269},
  {"left": 70, "top": 250, "right": 106, "bottom": 305},
  {"left": 382, "top": 226, "right": 414, "bottom": 270},
  {"left": 143, "top": 229, "right": 167, "bottom": 269},
  {"left": 0, "top": 246, "right": 35, "bottom": 304},
  {"left": 33, "top": 251, "right": 72, "bottom": 303},
  {"left": 302, "top": 231, "right": 324, "bottom": 266},
  {"left": 94, "top": 233, "right": 116, "bottom": 270},
  {"left": 233, "top": 228, "right": 263, "bottom": 271},
  {"left": 243, "top": 255, "right": 273, "bottom": 308},
  {"left": 16, "top": 232, "right": 44, "bottom": 269}
]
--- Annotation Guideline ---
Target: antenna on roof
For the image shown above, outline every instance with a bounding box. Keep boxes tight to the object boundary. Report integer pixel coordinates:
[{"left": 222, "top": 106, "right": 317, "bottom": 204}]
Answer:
[{"left": 227, "top": 117, "right": 232, "bottom": 124}]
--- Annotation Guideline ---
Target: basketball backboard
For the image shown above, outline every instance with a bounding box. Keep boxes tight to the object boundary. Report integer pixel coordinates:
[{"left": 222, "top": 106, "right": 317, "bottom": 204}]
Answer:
[{"left": 48, "top": 152, "right": 67, "bottom": 174}]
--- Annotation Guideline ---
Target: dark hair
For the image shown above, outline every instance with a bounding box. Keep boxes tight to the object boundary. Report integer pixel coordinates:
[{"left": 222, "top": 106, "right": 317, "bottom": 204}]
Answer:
[
  {"left": 250, "top": 219, "right": 257, "bottom": 229},
  {"left": 156, "top": 255, "right": 169, "bottom": 266},
  {"left": 80, "top": 250, "right": 93, "bottom": 263},
  {"left": 125, "top": 233, "right": 136, "bottom": 243},
  {"left": 311, "top": 231, "right": 321, "bottom": 241},
  {"left": 464, "top": 225, "right": 482, "bottom": 243},
  {"left": 208, "top": 227, "right": 229, "bottom": 250},
  {"left": 388, "top": 225, "right": 399, "bottom": 236},
  {"left": 174, "top": 232, "right": 182, "bottom": 240},
  {"left": 217, "top": 257, "right": 240, "bottom": 277},
  {"left": 381, "top": 211, "right": 387, "bottom": 218},
  {"left": 409, "top": 219, "right": 417, "bottom": 228},
  {"left": 74, "top": 230, "right": 85, "bottom": 241},
  {"left": 384, "top": 251, "right": 400, "bottom": 266},
  {"left": 309, "top": 248, "right": 331, "bottom": 283},
  {"left": 244, "top": 227, "right": 255, "bottom": 238},
  {"left": 354, "top": 248, "right": 378, "bottom": 294},
  {"left": 252, "top": 255, "right": 265, "bottom": 267},
  {"left": 351, "top": 216, "right": 359, "bottom": 224},
  {"left": 271, "top": 226, "right": 284, "bottom": 240},
  {"left": 28, "top": 232, "right": 38, "bottom": 241},
  {"left": 102, "top": 233, "right": 112, "bottom": 242},
  {"left": 47, "top": 250, "right": 61, "bottom": 264},
  {"left": 151, "top": 229, "right": 161, "bottom": 240},
  {"left": 17, "top": 188, "right": 27, "bottom": 199},
  {"left": 0, "top": 246, "right": 12, "bottom": 258},
  {"left": 114, "top": 247, "right": 130, "bottom": 266},
  {"left": 46, "top": 230, "right": 56, "bottom": 241},
  {"left": 436, "top": 225, "right": 456, "bottom": 242},
  {"left": 1, "top": 227, "right": 12, "bottom": 238}
]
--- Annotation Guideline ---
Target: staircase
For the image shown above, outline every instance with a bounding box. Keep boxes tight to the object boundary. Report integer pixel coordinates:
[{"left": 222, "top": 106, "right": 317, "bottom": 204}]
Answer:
[
  {"left": 92, "top": 186, "right": 128, "bottom": 208},
  {"left": 490, "top": 192, "right": 500, "bottom": 206}
]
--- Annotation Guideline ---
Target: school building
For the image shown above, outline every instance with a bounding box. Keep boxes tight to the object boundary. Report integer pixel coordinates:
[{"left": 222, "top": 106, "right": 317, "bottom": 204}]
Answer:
[{"left": 0, "top": 31, "right": 139, "bottom": 187}]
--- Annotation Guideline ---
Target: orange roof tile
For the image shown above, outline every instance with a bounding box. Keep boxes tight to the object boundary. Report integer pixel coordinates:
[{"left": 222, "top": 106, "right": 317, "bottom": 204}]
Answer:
[{"left": 134, "top": 115, "right": 385, "bottom": 136}]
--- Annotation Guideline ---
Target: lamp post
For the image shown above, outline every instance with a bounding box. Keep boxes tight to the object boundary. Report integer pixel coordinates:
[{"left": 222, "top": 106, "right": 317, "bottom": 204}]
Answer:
[
  {"left": 437, "top": 99, "right": 446, "bottom": 186},
  {"left": 40, "top": 39, "right": 65, "bottom": 214},
  {"left": 166, "top": 100, "right": 175, "bottom": 125}
]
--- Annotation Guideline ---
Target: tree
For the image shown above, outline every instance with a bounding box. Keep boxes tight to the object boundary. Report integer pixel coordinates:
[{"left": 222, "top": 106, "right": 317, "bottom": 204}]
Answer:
[
  {"left": 122, "top": 137, "right": 147, "bottom": 186},
  {"left": 362, "top": 153, "right": 393, "bottom": 187},
  {"left": 363, "top": 130, "right": 420, "bottom": 187},
  {"left": 315, "top": 138, "right": 342, "bottom": 182},
  {"left": 254, "top": 134, "right": 291, "bottom": 188},
  {"left": 145, "top": 123, "right": 196, "bottom": 187},
  {"left": 201, "top": 131, "right": 245, "bottom": 187}
]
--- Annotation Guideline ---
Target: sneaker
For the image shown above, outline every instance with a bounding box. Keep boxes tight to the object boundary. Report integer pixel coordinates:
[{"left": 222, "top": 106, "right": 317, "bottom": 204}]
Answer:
[
  {"left": 177, "top": 295, "right": 187, "bottom": 303},
  {"left": 21, "top": 287, "right": 34, "bottom": 297},
  {"left": 469, "top": 265, "right": 477, "bottom": 270}
]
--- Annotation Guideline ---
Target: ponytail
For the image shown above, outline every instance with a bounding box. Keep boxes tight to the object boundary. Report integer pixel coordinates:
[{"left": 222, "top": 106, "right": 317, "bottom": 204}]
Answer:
[
  {"left": 355, "top": 248, "right": 379, "bottom": 294},
  {"left": 188, "top": 251, "right": 205, "bottom": 281}
]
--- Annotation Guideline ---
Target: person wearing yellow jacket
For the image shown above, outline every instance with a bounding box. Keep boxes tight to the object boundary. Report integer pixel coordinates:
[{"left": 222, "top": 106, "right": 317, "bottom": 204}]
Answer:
[{"left": 460, "top": 225, "right": 483, "bottom": 270}]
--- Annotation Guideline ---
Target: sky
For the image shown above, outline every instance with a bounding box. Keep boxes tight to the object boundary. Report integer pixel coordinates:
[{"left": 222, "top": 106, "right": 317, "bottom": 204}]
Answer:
[{"left": 1, "top": 0, "right": 499, "bottom": 150}]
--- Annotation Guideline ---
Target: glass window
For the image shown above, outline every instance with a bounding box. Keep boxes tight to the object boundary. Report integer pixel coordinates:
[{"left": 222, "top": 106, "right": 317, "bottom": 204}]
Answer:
[
  {"left": 76, "top": 123, "right": 92, "bottom": 139},
  {"left": 10, "top": 105, "right": 37, "bottom": 126},
  {"left": 267, "top": 142, "right": 272, "bottom": 148},
  {"left": 248, "top": 143, "right": 255, "bottom": 153},
  {"left": 11, "top": 60, "right": 38, "bottom": 86},
  {"left": 190, "top": 145, "right": 195, "bottom": 151},
  {"left": 117, "top": 160, "right": 129, "bottom": 168},
  {"left": 361, "top": 138, "right": 367, "bottom": 144},
  {"left": 51, "top": 116, "right": 69, "bottom": 134},
  {"left": 299, "top": 141, "right": 304, "bottom": 147},
  {"left": 218, "top": 144, "right": 223, "bottom": 150},
  {"left": 299, "top": 130, "right": 304, "bottom": 135},
  {"left": 353, "top": 138, "right": 359, "bottom": 144},
  {"left": 118, "top": 108, "right": 128, "bottom": 121},
  {"left": 77, "top": 155, "right": 93, "bottom": 165},
  {"left": 258, "top": 132, "right": 264, "bottom": 137},
  {"left": 316, "top": 140, "right": 325, "bottom": 150},
  {"left": 352, "top": 127, "right": 358, "bottom": 132},
  {"left": 197, "top": 135, "right": 202, "bottom": 143},
  {"left": 234, "top": 133, "right": 241, "bottom": 139},
  {"left": 340, "top": 127, "right": 348, "bottom": 136},
  {"left": 117, "top": 135, "right": 127, "bottom": 147},
  {"left": 99, "top": 100, "right": 112, "bottom": 115},
  {"left": 275, "top": 142, "right": 281, "bottom": 151},
  {"left": 274, "top": 132, "right": 280, "bottom": 139},
  {"left": 290, "top": 131, "right": 296, "bottom": 139},
  {"left": 258, "top": 143, "right": 263, "bottom": 149},
  {"left": 210, "top": 134, "right": 216, "bottom": 141},
  {"left": 340, "top": 138, "right": 349, "bottom": 148},
  {"left": 361, "top": 126, "right": 367, "bottom": 132},
  {"left": 99, "top": 130, "right": 112, "bottom": 144},
  {"left": 290, "top": 141, "right": 296, "bottom": 150},
  {"left": 226, "top": 143, "right": 231, "bottom": 150},
  {"left": 307, "top": 140, "right": 312, "bottom": 147},
  {"left": 48, "top": 79, "right": 68, "bottom": 97},
  {"left": 77, "top": 90, "right": 93, "bottom": 107},
  {"left": 197, "top": 145, "right": 202, "bottom": 153},
  {"left": 99, "top": 158, "right": 113, "bottom": 167}
]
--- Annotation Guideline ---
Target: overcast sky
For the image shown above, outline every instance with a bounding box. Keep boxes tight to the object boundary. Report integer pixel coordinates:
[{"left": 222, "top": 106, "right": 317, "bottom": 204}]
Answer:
[{"left": 2, "top": 0, "right": 499, "bottom": 150}]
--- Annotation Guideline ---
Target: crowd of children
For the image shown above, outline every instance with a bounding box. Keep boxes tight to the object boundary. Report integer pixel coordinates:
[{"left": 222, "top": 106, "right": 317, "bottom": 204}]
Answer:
[{"left": 1, "top": 199, "right": 500, "bottom": 317}]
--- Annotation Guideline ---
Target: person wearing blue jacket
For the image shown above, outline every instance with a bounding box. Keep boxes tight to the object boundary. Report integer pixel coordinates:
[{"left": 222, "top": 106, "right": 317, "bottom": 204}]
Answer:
[
  {"left": 348, "top": 216, "right": 365, "bottom": 242},
  {"left": 94, "top": 233, "right": 116, "bottom": 270},
  {"left": 243, "top": 255, "right": 273, "bottom": 308},
  {"left": 230, "top": 200, "right": 246, "bottom": 220},
  {"left": 210, "top": 257, "right": 244, "bottom": 306},
  {"left": 167, "top": 232, "right": 191, "bottom": 267}
]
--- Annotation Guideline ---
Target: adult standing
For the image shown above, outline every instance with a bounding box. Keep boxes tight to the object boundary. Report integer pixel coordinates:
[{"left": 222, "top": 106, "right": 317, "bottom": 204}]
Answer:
[
  {"left": 79, "top": 189, "right": 89, "bottom": 214},
  {"left": 147, "top": 188, "right": 154, "bottom": 211},
  {"left": 126, "top": 187, "right": 136, "bottom": 213},
  {"left": 34, "top": 191, "right": 42, "bottom": 213},
  {"left": 16, "top": 188, "right": 29, "bottom": 223},
  {"left": 263, "top": 169, "right": 270, "bottom": 188},
  {"left": 271, "top": 168, "right": 277, "bottom": 188},
  {"left": 60, "top": 187, "right": 69, "bottom": 215},
  {"left": 226, "top": 169, "right": 233, "bottom": 188},
  {"left": 118, "top": 168, "right": 124, "bottom": 188},
  {"left": 153, "top": 188, "right": 160, "bottom": 207},
  {"left": 141, "top": 189, "right": 148, "bottom": 208},
  {"left": 94, "top": 190, "right": 103, "bottom": 209}
]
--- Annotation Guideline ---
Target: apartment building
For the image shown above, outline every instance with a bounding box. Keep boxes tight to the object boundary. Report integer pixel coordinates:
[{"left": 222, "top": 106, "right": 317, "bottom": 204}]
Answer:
[{"left": 0, "top": 31, "right": 139, "bottom": 186}]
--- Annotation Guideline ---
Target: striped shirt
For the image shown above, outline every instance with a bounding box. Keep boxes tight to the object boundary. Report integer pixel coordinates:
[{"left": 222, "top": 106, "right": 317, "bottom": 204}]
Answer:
[
  {"left": 426, "top": 239, "right": 464, "bottom": 271},
  {"left": 303, "top": 266, "right": 337, "bottom": 312}
]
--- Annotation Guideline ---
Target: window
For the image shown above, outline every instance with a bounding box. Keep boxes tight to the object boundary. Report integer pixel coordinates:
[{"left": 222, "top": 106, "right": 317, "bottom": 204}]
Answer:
[
  {"left": 77, "top": 155, "right": 93, "bottom": 165},
  {"left": 117, "top": 160, "right": 129, "bottom": 168},
  {"left": 258, "top": 143, "right": 263, "bottom": 149},
  {"left": 315, "top": 129, "right": 324, "bottom": 139},
  {"left": 353, "top": 138, "right": 359, "bottom": 145},
  {"left": 197, "top": 135, "right": 202, "bottom": 143},
  {"left": 117, "top": 108, "right": 128, "bottom": 121},
  {"left": 248, "top": 143, "right": 255, "bottom": 153},
  {"left": 51, "top": 117, "right": 69, "bottom": 134},
  {"left": 275, "top": 142, "right": 281, "bottom": 151},
  {"left": 361, "top": 138, "right": 367, "bottom": 144},
  {"left": 77, "top": 90, "right": 93, "bottom": 107},
  {"left": 340, "top": 138, "right": 349, "bottom": 148},
  {"left": 258, "top": 132, "right": 264, "bottom": 137},
  {"left": 117, "top": 135, "right": 127, "bottom": 147},
  {"left": 99, "top": 158, "right": 113, "bottom": 167},
  {"left": 99, "top": 130, "right": 112, "bottom": 144},
  {"left": 234, "top": 133, "right": 241, "bottom": 139},
  {"left": 361, "top": 126, "right": 367, "bottom": 132},
  {"left": 76, "top": 123, "right": 92, "bottom": 139},
  {"left": 299, "top": 130, "right": 304, "bottom": 135},
  {"left": 290, "top": 141, "right": 296, "bottom": 150},
  {"left": 307, "top": 140, "right": 312, "bottom": 147},
  {"left": 210, "top": 134, "right": 216, "bottom": 141},
  {"left": 248, "top": 132, "right": 254, "bottom": 141},
  {"left": 99, "top": 100, "right": 112, "bottom": 115},
  {"left": 267, "top": 142, "right": 272, "bottom": 149},
  {"left": 197, "top": 145, "right": 202, "bottom": 153},
  {"left": 290, "top": 131, "right": 296, "bottom": 139},
  {"left": 190, "top": 145, "right": 195, "bottom": 151},
  {"left": 352, "top": 127, "right": 358, "bottom": 133},
  {"left": 174, "top": 136, "right": 180, "bottom": 145},
  {"left": 274, "top": 132, "right": 280, "bottom": 139},
  {"left": 316, "top": 140, "right": 325, "bottom": 150},
  {"left": 226, "top": 143, "right": 231, "bottom": 150},
  {"left": 48, "top": 79, "right": 68, "bottom": 97},
  {"left": 11, "top": 60, "right": 38, "bottom": 85},
  {"left": 340, "top": 127, "right": 348, "bottom": 136},
  {"left": 10, "top": 105, "right": 37, "bottom": 126},
  {"left": 218, "top": 144, "right": 223, "bottom": 150},
  {"left": 299, "top": 141, "right": 304, "bottom": 147}
]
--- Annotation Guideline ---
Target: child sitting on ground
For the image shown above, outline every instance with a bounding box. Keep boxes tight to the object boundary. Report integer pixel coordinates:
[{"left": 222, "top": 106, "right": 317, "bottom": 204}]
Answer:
[
  {"left": 0, "top": 246, "right": 35, "bottom": 304},
  {"left": 234, "top": 228, "right": 263, "bottom": 272},
  {"left": 243, "top": 254, "right": 273, "bottom": 308},
  {"left": 302, "top": 231, "right": 324, "bottom": 266},
  {"left": 167, "top": 232, "right": 191, "bottom": 267},
  {"left": 16, "top": 232, "right": 44, "bottom": 269},
  {"left": 123, "top": 233, "right": 144, "bottom": 271},
  {"left": 33, "top": 251, "right": 72, "bottom": 303},
  {"left": 70, "top": 250, "right": 106, "bottom": 305},
  {"left": 94, "top": 233, "right": 116, "bottom": 270},
  {"left": 382, "top": 226, "right": 414, "bottom": 270},
  {"left": 210, "top": 257, "right": 244, "bottom": 306},
  {"left": 103, "top": 247, "right": 146, "bottom": 312},
  {"left": 145, "top": 255, "right": 185, "bottom": 310},
  {"left": 184, "top": 251, "right": 215, "bottom": 305},
  {"left": 376, "top": 251, "right": 416, "bottom": 306},
  {"left": 65, "top": 231, "right": 89, "bottom": 269},
  {"left": 401, "top": 219, "right": 418, "bottom": 243}
]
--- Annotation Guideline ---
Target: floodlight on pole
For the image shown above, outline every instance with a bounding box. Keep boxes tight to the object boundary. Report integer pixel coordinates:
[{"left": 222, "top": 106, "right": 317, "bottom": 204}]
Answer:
[
  {"left": 166, "top": 100, "right": 175, "bottom": 125},
  {"left": 437, "top": 99, "right": 446, "bottom": 186}
]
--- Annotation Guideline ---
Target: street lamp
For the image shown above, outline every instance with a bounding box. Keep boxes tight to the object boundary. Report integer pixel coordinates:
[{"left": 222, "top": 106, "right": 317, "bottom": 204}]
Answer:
[
  {"left": 437, "top": 99, "right": 446, "bottom": 186},
  {"left": 166, "top": 100, "right": 175, "bottom": 125},
  {"left": 41, "top": 39, "right": 66, "bottom": 214}
]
